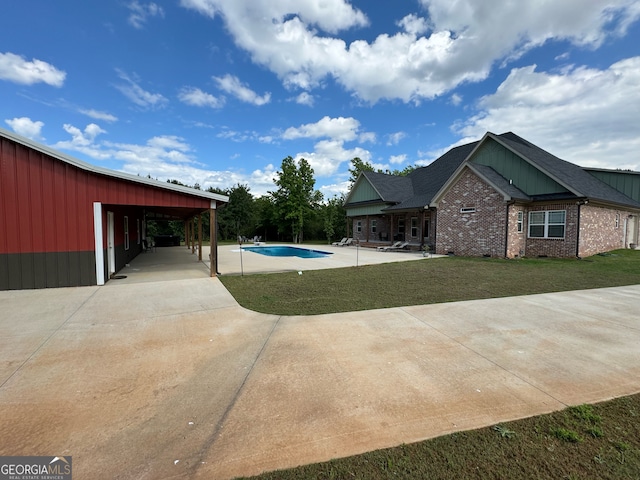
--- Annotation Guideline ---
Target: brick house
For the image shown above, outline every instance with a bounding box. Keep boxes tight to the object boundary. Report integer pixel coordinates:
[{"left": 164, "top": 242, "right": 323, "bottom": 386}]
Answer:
[{"left": 344, "top": 132, "right": 640, "bottom": 258}]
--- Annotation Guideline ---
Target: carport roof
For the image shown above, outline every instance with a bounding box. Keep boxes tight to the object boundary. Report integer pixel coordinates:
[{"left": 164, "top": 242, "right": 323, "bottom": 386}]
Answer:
[{"left": 0, "top": 127, "right": 229, "bottom": 204}]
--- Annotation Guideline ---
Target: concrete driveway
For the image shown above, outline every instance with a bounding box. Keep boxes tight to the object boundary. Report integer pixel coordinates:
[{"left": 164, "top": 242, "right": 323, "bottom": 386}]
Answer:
[{"left": 1, "top": 246, "right": 639, "bottom": 479}]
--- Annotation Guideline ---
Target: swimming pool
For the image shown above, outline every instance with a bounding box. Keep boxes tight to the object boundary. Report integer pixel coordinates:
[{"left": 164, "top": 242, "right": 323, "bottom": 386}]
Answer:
[{"left": 241, "top": 245, "right": 332, "bottom": 258}]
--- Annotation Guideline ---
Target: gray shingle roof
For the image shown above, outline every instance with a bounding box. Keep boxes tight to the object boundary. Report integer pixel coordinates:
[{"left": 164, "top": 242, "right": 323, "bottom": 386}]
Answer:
[
  {"left": 347, "top": 131, "right": 640, "bottom": 212},
  {"left": 468, "top": 164, "right": 530, "bottom": 201},
  {"left": 384, "top": 141, "right": 477, "bottom": 211},
  {"left": 497, "top": 132, "right": 640, "bottom": 208},
  {"left": 361, "top": 170, "right": 413, "bottom": 203}
]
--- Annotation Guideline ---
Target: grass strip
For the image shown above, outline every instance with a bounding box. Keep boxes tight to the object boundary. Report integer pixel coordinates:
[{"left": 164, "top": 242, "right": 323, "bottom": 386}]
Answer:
[
  {"left": 220, "top": 249, "right": 640, "bottom": 315},
  {"left": 237, "top": 393, "right": 640, "bottom": 480}
]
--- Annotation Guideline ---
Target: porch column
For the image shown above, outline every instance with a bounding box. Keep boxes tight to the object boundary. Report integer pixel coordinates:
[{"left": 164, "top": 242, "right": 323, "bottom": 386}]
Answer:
[
  {"left": 198, "top": 214, "right": 203, "bottom": 261},
  {"left": 210, "top": 202, "right": 217, "bottom": 277},
  {"left": 366, "top": 215, "right": 370, "bottom": 242},
  {"left": 191, "top": 217, "right": 196, "bottom": 254}
]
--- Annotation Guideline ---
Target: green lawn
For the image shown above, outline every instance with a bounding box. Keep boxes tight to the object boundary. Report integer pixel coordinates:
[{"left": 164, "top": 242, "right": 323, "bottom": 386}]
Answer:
[
  {"left": 221, "top": 249, "right": 640, "bottom": 479},
  {"left": 219, "top": 249, "right": 640, "bottom": 315},
  {"left": 238, "top": 394, "right": 640, "bottom": 479}
]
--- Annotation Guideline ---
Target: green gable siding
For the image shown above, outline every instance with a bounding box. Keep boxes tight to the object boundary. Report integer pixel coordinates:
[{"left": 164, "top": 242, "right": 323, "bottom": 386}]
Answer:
[
  {"left": 346, "top": 204, "right": 390, "bottom": 216},
  {"left": 471, "top": 139, "right": 568, "bottom": 195},
  {"left": 348, "top": 178, "right": 382, "bottom": 203},
  {"left": 586, "top": 170, "right": 640, "bottom": 202}
]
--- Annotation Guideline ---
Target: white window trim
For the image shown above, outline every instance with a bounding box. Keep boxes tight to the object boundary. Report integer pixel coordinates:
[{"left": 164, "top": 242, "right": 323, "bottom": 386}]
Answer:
[
  {"left": 517, "top": 211, "right": 523, "bottom": 234},
  {"left": 528, "top": 210, "right": 566, "bottom": 239},
  {"left": 460, "top": 207, "right": 476, "bottom": 213}
]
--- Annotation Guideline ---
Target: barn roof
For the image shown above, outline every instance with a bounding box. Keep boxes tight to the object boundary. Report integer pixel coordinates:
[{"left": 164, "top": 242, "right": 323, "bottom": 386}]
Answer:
[{"left": 0, "top": 127, "right": 228, "bottom": 204}]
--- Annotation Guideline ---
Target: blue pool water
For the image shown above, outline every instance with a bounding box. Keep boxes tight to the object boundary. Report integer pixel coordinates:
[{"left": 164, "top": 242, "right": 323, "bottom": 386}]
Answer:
[{"left": 242, "top": 245, "right": 332, "bottom": 258}]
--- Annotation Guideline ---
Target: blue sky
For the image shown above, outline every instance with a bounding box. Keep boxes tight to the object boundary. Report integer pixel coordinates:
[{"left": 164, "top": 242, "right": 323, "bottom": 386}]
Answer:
[{"left": 2, "top": 1, "right": 640, "bottom": 197}]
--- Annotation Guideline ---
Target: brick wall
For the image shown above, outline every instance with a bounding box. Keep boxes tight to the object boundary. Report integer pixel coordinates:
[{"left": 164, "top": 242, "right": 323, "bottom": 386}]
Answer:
[
  {"left": 523, "top": 203, "right": 578, "bottom": 257},
  {"left": 506, "top": 204, "right": 526, "bottom": 257},
  {"left": 578, "top": 205, "right": 631, "bottom": 257},
  {"left": 435, "top": 169, "right": 507, "bottom": 257},
  {"left": 351, "top": 215, "right": 391, "bottom": 242},
  {"left": 352, "top": 212, "right": 434, "bottom": 245}
]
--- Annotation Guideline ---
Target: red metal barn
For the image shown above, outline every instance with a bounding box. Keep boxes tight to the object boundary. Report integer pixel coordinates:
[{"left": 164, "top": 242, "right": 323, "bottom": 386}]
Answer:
[{"left": 0, "top": 128, "right": 228, "bottom": 290}]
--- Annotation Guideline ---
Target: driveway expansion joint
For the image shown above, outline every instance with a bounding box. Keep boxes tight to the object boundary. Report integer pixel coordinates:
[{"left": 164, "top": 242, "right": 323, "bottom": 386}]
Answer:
[{"left": 190, "top": 315, "right": 283, "bottom": 477}]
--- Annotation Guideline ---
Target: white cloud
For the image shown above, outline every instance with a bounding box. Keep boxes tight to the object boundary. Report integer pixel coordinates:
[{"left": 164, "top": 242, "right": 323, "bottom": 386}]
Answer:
[
  {"left": 293, "top": 91, "right": 314, "bottom": 106},
  {"left": 127, "top": 1, "right": 164, "bottom": 28},
  {"left": 386, "top": 131, "right": 406, "bottom": 146},
  {"left": 397, "top": 14, "right": 428, "bottom": 36},
  {"left": 319, "top": 179, "right": 351, "bottom": 198},
  {"left": 293, "top": 140, "right": 371, "bottom": 176},
  {"left": 282, "top": 116, "right": 360, "bottom": 141},
  {"left": 280, "top": 115, "right": 375, "bottom": 176},
  {"left": 179, "top": 0, "right": 640, "bottom": 104},
  {"left": 213, "top": 74, "right": 271, "bottom": 106},
  {"left": 178, "top": 86, "right": 225, "bottom": 108},
  {"left": 359, "top": 131, "right": 376, "bottom": 143},
  {"left": 0, "top": 52, "right": 66, "bottom": 87},
  {"left": 180, "top": 0, "right": 368, "bottom": 33},
  {"left": 80, "top": 109, "right": 118, "bottom": 122},
  {"left": 389, "top": 154, "right": 407, "bottom": 165},
  {"left": 54, "top": 123, "right": 111, "bottom": 160},
  {"left": 453, "top": 57, "right": 640, "bottom": 170},
  {"left": 5, "top": 117, "right": 45, "bottom": 140},
  {"left": 450, "top": 93, "right": 462, "bottom": 106},
  {"left": 114, "top": 69, "right": 168, "bottom": 108}
]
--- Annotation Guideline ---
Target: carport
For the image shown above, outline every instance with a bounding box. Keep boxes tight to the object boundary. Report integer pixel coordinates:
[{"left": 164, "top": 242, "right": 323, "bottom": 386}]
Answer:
[{"left": 0, "top": 126, "right": 228, "bottom": 289}]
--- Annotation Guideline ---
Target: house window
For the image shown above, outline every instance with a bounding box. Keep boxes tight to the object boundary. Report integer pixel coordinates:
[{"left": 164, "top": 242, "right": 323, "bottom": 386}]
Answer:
[
  {"left": 356, "top": 220, "right": 362, "bottom": 233},
  {"left": 371, "top": 219, "right": 377, "bottom": 233},
  {"left": 517, "top": 211, "right": 523, "bottom": 233},
  {"left": 124, "top": 216, "right": 130, "bottom": 250},
  {"left": 460, "top": 206, "right": 476, "bottom": 213},
  {"left": 398, "top": 218, "right": 405, "bottom": 234},
  {"left": 528, "top": 210, "right": 565, "bottom": 238},
  {"left": 615, "top": 213, "right": 620, "bottom": 229},
  {"left": 411, "top": 217, "right": 418, "bottom": 237},
  {"left": 424, "top": 219, "right": 431, "bottom": 239}
]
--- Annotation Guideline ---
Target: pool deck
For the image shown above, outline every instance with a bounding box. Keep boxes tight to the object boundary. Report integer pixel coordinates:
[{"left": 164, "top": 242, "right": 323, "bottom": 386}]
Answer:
[{"left": 216, "top": 242, "right": 439, "bottom": 276}]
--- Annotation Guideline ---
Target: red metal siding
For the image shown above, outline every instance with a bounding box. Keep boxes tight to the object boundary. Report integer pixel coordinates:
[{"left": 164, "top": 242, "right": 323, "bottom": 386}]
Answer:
[{"left": 0, "top": 136, "right": 214, "bottom": 255}]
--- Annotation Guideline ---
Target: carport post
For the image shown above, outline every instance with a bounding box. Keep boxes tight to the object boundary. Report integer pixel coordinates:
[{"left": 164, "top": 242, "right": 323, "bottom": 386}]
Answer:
[
  {"left": 209, "top": 203, "right": 217, "bottom": 277},
  {"left": 191, "top": 217, "right": 196, "bottom": 254},
  {"left": 198, "top": 214, "right": 203, "bottom": 261},
  {"left": 185, "top": 220, "right": 189, "bottom": 249}
]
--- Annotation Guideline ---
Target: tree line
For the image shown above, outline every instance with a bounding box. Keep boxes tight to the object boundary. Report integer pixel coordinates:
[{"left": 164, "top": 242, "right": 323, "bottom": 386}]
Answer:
[{"left": 147, "top": 156, "right": 414, "bottom": 244}]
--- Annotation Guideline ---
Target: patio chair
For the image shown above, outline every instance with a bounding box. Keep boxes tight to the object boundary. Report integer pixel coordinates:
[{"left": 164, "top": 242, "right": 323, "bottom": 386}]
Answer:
[
  {"left": 339, "top": 238, "right": 353, "bottom": 247},
  {"left": 332, "top": 237, "right": 348, "bottom": 246},
  {"left": 377, "top": 241, "right": 402, "bottom": 251},
  {"left": 386, "top": 241, "right": 409, "bottom": 251}
]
